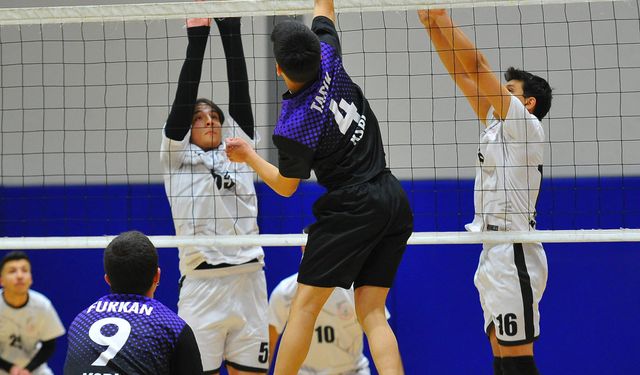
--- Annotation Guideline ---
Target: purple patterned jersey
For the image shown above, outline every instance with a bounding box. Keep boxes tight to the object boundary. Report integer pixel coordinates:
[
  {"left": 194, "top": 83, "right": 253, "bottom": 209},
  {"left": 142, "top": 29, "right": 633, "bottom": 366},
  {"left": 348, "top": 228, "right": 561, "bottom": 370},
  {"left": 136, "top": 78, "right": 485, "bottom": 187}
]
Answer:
[
  {"left": 64, "top": 294, "right": 201, "bottom": 375},
  {"left": 273, "top": 16, "right": 386, "bottom": 190}
]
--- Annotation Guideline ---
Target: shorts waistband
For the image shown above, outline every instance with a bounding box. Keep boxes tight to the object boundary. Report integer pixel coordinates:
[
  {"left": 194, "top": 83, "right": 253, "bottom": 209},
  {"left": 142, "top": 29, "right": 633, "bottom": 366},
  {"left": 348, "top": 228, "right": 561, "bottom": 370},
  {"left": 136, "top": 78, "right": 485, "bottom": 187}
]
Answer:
[
  {"left": 486, "top": 222, "right": 536, "bottom": 231},
  {"left": 184, "top": 258, "right": 263, "bottom": 278},
  {"left": 486, "top": 224, "right": 504, "bottom": 231}
]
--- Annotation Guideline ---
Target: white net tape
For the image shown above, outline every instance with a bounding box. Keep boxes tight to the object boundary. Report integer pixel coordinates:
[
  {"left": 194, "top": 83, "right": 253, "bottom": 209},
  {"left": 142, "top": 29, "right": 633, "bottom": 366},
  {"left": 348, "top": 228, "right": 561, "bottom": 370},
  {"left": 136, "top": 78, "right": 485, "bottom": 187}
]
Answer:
[
  {"left": 0, "top": 229, "right": 638, "bottom": 250},
  {"left": 0, "top": 0, "right": 621, "bottom": 25}
]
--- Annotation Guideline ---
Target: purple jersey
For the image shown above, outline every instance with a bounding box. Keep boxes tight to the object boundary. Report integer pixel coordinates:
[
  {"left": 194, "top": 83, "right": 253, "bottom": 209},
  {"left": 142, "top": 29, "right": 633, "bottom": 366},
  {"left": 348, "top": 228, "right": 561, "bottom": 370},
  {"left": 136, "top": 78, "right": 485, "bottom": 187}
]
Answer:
[
  {"left": 273, "top": 16, "right": 386, "bottom": 190},
  {"left": 64, "top": 294, "right": 201, "bottom": 375}
]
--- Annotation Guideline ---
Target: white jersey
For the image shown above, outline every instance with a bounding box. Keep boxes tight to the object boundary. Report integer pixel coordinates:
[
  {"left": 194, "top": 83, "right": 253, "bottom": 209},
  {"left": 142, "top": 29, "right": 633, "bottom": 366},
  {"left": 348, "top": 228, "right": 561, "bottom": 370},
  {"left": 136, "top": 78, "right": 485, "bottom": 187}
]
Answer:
[
  {"left": 466, "top": 95, "right": 544, "bottom": 233},
  {"left": 0, "top": 290, "right": 65, "bottom": 375},
  {"left": 270, "top": 274, "right": 389, "bottom": 375},
  {"left": 160, "top": 117, "right": 264, "bottom": 275}
]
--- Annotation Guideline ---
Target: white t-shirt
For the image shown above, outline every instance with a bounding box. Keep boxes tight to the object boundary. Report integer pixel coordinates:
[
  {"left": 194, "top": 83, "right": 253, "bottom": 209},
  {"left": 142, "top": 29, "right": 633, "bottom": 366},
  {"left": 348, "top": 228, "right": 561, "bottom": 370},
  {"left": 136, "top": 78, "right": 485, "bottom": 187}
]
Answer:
[
  {"left": 160, "top": 117, "right": 264, "bottom": 276},
  {"left": 0, "top": 290, "right": 65, "bottom": 375},
  {"left": 270, "top": 274, "right": 390, "bottom": 375},
  {"left": 466, "top": 95, "right": 545, "bottom": 233}
]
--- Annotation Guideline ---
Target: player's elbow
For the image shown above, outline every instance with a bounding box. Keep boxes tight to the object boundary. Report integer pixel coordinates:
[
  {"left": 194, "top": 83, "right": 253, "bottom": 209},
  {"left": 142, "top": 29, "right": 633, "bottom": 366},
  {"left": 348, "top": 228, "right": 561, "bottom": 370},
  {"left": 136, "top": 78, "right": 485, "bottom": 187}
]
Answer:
[
  {"left": 278, "top": 186, "right": 297, "bottom": 197},
  {"left": 275, "top": 176, "right": 299, "bottom": 197},
  {"left": 475, "top": 53, "right": 492, "bottom": 74}
]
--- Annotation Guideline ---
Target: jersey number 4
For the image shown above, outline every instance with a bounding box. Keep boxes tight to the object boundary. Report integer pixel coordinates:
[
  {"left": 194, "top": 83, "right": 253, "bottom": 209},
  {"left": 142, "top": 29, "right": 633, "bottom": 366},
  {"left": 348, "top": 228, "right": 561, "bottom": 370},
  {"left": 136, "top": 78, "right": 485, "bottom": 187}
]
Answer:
[
  {"left": 88, "top": 317, "right": 132, "bottom": 366},
  {"left": 330, "top": 98, "right": 360, "bottom": 135}
]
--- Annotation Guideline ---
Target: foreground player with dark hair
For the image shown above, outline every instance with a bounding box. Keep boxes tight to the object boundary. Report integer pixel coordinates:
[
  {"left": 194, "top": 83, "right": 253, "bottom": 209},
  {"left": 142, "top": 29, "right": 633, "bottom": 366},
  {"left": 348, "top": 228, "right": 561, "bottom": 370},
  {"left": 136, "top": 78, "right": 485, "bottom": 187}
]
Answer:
[
  {"left": 418, "top": 9, "right": 552, "bottom": 375},
  {"left": 64, "top": 231, "right": 203, "bottom": 375},
  {"left": 160, "top": 9, "right": 269, "bottom": 374},
  {"left": 0, "top": 251, "right": 65, "bottom": 375},
  {"left": 226, "top": 1, "right": 413, "bottom": 374}
]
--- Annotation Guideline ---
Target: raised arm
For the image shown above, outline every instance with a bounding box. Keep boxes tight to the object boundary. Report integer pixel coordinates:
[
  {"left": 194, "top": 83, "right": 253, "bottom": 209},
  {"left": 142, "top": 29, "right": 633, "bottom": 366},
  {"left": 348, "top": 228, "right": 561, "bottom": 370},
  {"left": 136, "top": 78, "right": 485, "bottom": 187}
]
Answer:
[
  {"left": 216, "top": 17, "right": 255, "bottom": 139},
  {"left": 419, "top": 9, "right": 511, "bottom": 123},
  {"left": 164, "top": 17, "right": 211, "bottom": 141},
  {"left": 418, "top": 10, "right": 491, "bottom": 123},
  {"left": 314, "top": 0, "right": 335, "bottom": 23}
]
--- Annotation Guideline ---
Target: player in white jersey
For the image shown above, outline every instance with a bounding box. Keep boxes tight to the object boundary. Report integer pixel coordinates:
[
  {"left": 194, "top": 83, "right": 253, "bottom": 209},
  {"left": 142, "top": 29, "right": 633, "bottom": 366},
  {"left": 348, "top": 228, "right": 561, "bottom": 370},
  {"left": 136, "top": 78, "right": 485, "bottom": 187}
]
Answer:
[
  {"left": 419, "top": 9, "right": 553, "bottom": 375},
  {"left": 0, "top": 251, "right": 65, "bottom": 375},
  {"left": 160, "top": 9, "right": 268, "bottom": 374}
]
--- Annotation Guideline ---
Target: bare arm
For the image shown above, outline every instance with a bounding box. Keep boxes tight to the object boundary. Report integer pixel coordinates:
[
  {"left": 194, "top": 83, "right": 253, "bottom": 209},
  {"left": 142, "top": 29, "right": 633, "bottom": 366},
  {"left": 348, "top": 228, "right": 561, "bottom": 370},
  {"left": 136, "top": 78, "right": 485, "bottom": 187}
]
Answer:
[
  {"left": 314, "top": 0, "right": 335, "bottom": 23},
  {"left": 419, "top": 10, "right": 510, "bottom": 123},
  {"left": 418, "top": 10, "right": 491, "bottom": 123},
  {"left": 225, "top": 138, "right": 300, "bottom": 197}
]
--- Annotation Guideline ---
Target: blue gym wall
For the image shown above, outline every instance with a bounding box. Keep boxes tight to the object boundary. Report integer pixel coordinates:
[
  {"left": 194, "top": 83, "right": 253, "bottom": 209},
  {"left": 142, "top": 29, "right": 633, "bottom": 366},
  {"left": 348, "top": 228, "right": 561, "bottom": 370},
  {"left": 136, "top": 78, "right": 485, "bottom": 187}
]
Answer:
[{"left": 0, "top": 177, "right": 639, "bottom": 374}]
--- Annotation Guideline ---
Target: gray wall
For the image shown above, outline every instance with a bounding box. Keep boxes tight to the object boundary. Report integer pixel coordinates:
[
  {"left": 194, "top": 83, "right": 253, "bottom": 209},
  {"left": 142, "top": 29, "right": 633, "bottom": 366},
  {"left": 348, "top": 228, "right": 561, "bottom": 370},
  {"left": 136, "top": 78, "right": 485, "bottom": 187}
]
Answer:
[{"left": 1, "top": 1, "right": 639, "bottom": 185}]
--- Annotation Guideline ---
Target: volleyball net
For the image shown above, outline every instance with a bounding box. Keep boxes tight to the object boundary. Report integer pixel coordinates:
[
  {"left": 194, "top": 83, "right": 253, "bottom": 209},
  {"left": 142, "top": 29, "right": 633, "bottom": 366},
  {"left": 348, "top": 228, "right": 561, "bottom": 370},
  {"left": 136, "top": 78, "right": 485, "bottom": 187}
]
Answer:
[{"left": 0, "top": 0, "right": 638, "bottom": 249}]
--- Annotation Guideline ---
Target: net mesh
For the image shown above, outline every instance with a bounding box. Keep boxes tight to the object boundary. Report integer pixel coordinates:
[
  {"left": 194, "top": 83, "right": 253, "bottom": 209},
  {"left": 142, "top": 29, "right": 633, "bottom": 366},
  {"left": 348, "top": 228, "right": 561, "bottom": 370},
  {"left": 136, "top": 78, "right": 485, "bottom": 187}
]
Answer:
[{"left": 0, "top": 0, "right": 638, "bottom": 248}]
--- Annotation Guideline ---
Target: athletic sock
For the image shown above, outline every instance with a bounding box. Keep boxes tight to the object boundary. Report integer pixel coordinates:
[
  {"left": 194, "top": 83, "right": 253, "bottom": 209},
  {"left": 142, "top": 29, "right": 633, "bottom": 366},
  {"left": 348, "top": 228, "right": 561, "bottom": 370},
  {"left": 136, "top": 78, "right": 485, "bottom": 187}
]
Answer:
[
  {"left": 501, "top": 356, "right": 540, "bottom": 375},
  {"left": 493, "top": 357, "right": 504, "bottom": 375}
]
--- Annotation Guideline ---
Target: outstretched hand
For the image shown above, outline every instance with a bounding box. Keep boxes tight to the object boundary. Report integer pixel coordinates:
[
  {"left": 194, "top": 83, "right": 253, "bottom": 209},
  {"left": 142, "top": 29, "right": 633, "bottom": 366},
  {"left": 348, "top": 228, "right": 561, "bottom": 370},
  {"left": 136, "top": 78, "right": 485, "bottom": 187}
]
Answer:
[
  {"left": 187, "top": 17, "right": 211, "bottom": 28},
  {"left": 417, "top": 9, "right": 447, "bottom": 27},
  {"left": 225, "top": 137, "right": 254, "bottom": 164},
  {"left": 186, "top": 0, "right": 211, "bottom": 28}
]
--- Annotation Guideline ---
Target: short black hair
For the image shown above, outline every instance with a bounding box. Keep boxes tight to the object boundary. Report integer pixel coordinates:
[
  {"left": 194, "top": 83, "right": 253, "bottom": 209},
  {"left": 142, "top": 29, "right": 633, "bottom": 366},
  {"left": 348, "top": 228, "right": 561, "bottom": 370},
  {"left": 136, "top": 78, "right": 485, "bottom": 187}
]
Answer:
[
  {"left": 195, "top": 98, "right": 225, "bottom": 125},
  {"left": 0, "top": 251, "right": 30, "bottom": 274},
  {"left": 504, "top": 67, "right": 553, "bottom": 120},
  {"left": 271, "top": 20, "right": 321, "bottom": 84},
  {"left": 104, "top": 231, "right": 158, "bottom": 295}
]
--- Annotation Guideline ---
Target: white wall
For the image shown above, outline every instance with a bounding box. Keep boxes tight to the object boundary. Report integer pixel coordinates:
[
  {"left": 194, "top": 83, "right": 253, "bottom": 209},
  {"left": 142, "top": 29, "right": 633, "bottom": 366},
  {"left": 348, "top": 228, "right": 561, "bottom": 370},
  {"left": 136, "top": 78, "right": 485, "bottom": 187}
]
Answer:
[{"left": 1, "top": 1, "right": 638, "bottom": 185}]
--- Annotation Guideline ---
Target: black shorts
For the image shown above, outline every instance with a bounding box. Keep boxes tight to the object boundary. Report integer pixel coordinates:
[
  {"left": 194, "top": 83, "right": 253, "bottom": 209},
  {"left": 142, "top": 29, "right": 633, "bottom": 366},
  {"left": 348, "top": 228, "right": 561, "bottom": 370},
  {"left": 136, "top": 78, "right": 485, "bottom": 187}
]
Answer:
[{"left": 298, "top": 171, "right": 413, "bottom": 289}]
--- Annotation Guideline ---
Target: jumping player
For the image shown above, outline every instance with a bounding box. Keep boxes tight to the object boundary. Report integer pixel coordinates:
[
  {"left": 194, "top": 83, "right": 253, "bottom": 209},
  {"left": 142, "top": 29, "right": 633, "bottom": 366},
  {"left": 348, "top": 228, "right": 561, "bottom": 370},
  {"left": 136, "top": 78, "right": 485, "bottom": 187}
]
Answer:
[
  {"left": 226, "top": 1, "right": 413, "bottom": 374},
  {"left": 418, "top": 9, "right": 552, "bottom": 375},
  {"left": 0, "top": 251, "right": 65, "bottom": 375},
  {"left": 268, "top": 227, "right": 389, "bottom": 375},
  {"left": 160, "top": 10, "right": 269, "bottom": 374},
  {"left": 64, "top": 231, "right": 203, "bottom": 374}
]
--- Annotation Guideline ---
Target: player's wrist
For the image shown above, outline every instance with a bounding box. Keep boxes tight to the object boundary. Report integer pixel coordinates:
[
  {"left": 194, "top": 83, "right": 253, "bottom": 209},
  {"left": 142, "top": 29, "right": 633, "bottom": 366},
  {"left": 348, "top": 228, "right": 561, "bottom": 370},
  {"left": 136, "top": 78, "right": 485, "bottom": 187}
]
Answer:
[{"left": 186, "top": 17, "right": 211, "bottom": 28}]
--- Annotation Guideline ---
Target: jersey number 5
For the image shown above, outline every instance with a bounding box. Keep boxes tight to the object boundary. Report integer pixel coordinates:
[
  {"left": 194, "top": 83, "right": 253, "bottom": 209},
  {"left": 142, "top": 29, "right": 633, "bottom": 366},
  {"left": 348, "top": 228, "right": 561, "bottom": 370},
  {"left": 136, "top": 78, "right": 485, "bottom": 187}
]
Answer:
[{"left": 88, "top": 317, "right": 132, "bottom": 366}]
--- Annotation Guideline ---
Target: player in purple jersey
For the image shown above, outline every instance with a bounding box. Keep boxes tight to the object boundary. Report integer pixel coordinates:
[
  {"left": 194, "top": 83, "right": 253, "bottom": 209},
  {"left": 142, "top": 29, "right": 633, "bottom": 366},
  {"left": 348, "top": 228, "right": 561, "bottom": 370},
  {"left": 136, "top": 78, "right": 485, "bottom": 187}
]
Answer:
[
  {"left": 226, "top": 1, "right": 413, "bottom": 374},
  {"left": 63, "top": 231, "right": 202, "bottom": 375}
]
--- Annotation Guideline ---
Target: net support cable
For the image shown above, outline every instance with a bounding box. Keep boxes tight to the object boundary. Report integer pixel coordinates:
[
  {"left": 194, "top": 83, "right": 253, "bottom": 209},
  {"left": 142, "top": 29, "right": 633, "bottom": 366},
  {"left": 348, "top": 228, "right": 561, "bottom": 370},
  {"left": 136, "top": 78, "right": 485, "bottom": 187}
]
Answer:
[
  {"left": 0, "top": 0, "right": 621, "bottom": 25},
  {"left": 0, "top": 230, "right": 638, "bottom": 250}
]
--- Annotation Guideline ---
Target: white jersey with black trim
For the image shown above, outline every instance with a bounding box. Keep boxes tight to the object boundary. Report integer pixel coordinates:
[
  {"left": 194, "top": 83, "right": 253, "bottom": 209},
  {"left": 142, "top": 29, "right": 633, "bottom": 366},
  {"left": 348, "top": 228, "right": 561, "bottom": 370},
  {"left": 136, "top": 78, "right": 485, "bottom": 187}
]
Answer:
[
  {"left": 270, "top": 274, "right": 388, "bottom": 375},
  {"left": 160, "top": 116, "right": 263, "bottom": 276},
  {"left": 465, "top": 95, "right": 544, "bottom": 233},
  {"left": 0, "top": 290, "right": 65, "bottom": 375}
]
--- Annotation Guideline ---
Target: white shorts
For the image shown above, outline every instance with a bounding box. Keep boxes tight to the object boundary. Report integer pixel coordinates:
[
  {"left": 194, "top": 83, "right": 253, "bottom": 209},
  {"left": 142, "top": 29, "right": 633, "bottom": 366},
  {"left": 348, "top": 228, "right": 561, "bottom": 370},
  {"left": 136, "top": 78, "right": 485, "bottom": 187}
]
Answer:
[
  {"left": 178, "top": 269, "right": 269, "bottom": 373},
  {"left": 474, "top": 242, "right": 548, "bottom": 345}
]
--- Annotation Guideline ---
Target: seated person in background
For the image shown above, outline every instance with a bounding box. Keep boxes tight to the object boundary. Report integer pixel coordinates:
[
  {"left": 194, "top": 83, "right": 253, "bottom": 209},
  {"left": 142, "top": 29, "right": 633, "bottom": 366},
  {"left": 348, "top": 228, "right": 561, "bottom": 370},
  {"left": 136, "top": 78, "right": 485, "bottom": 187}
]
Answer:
[
  {"left": 64, "top": 231, "right": 203, "bottom": 375},
  {"left": 0, "top": 251, "right": 65, "bottom": 375}
]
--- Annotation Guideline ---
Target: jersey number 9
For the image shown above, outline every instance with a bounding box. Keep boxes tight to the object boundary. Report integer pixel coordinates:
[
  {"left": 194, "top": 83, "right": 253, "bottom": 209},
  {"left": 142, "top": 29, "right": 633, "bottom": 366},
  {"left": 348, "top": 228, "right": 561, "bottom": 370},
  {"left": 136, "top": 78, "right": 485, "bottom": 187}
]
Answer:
[{"left": 88, "top": 317, "right": 132, "bottom": 366}]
